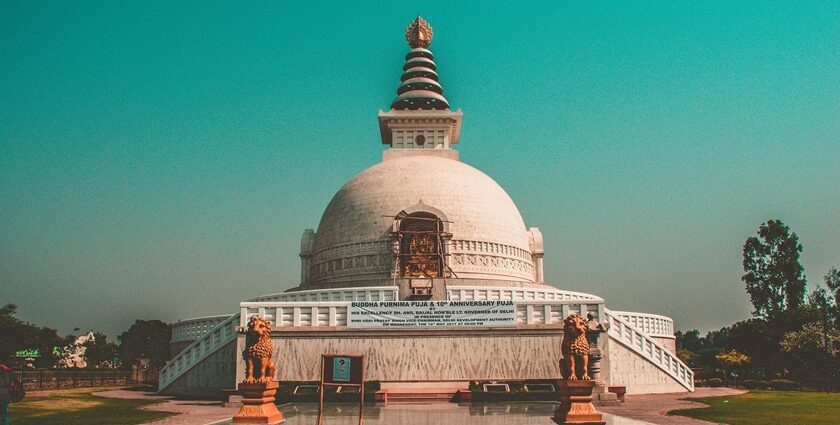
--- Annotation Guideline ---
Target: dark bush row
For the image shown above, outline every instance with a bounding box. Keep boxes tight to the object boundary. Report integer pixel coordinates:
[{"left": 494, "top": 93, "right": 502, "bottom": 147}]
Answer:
[
  {"left": 768, "top": 379, "right": 800, "bottom": 391},
  {"left": 741, "top": 379, "right": 768, "bottom": 389},
  {"left": 693, "top": 378, "right": 801, "bottom": 391}
]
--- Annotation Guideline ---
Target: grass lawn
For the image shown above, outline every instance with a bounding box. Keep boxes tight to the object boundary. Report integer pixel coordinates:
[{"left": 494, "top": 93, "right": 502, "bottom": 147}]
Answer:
[
  {"left": 7, "top": 387, "right": 177, "bottom": 425},
  {"left": 669, "top": 390, "right": 840, "bottom": 425}
]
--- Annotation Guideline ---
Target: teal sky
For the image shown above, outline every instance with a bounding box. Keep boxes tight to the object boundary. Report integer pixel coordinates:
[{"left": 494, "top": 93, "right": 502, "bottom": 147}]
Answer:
[{"left": 2, "top": 1, "right": 838, "bottom": 338}]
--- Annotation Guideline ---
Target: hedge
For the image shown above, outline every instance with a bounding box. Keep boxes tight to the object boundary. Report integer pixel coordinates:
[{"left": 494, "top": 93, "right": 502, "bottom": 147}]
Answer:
[{"left": 769, "top": 379, "right": 800, "bottom": 391}]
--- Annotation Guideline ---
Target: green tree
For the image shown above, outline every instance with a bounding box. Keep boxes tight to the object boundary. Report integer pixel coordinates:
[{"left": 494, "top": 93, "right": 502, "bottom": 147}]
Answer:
[
  {"left": 118, "top": 320, "right": 171, "bottom": 368},
  {"left": 0, "top": 304, "right": 64, "bottom": 368},
  {"left": 782, "top": 322, "right": 840, "bottom": 391},
  {"left": 716, "top": 349, "right": 750, "bottom": 387},
  {"left": 84, "top": 332, "right": 121, "bottom": 368},
  {"left": 677, "top": 348, "right": 697, "bottom": 367},
  {"left": 676, "top": 329, "right": 702, "bottom": 352},
  {"left": 742, "top": 220, "right": 807, "bottom": 318},
  {"left": 727, "top": 319, "right": 775, "bottom": 378},
  {"left": 824, "top": 268, "right": 840, "bottom": 326}
]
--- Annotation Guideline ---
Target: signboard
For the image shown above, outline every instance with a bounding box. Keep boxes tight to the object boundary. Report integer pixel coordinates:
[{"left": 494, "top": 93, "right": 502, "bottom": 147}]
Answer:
[
  {"left": 348, "top": 300, "right": 517, "bottom": 328},
  {"left": 319, "top": 354, "right": 365, "bottom": 425},
  {"left": 333, "top": 357, "right": 350, "bottom": 382},
  {"left": 321, "top": 354, "right": 364, "bottom": 385},
  {"left": 14, "top": 349, "right": 41, "bottom": 358}
]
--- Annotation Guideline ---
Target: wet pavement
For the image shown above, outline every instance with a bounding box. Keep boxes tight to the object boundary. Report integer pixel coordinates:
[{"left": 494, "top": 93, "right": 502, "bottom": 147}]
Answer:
[{"left": 210, "top": 402, "right": 654, "bottom": 425}]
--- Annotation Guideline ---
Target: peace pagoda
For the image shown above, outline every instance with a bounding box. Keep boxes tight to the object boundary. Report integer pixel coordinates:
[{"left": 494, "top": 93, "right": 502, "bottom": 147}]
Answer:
[{"left": 158, "top": 17, "right": 694, "bottom": 399}]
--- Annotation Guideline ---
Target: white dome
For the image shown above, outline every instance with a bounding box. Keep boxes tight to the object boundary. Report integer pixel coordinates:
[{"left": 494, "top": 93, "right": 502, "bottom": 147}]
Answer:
[{"left": 305, "top": 155, "right": 536, "bottom": 287}]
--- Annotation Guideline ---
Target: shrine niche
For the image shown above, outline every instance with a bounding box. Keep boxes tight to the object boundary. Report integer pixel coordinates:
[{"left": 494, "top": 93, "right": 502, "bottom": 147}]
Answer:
[{"left": 396, "top": 211, "right": 445, "bottom": 278}]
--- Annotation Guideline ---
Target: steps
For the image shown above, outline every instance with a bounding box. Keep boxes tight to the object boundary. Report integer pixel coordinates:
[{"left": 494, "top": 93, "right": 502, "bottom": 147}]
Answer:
[
  {"left": 604, "top": 309, "right": 694, "bottom": 392},
  {"left": 378, "top": 389, "right": 458, "bottom": 404},
  {"left": 158, "top": 313, "right": 239, "bottom": 394},
  {"left": 377, "top": 382, "right": 466, "bottom": 404}
]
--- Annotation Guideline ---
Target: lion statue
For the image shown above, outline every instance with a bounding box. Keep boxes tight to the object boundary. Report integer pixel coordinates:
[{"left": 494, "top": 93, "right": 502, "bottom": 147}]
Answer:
[
  {"left": 242, "top": 316, "right": 276, "bottom": 384},
  {"left": 561, "top": 314, "right": 591, "bottom": 380}
]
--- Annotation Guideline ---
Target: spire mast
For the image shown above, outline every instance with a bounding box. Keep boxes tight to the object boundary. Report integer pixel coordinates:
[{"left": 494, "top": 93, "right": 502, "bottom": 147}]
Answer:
[{"left": 378, "top": 17, "right": 463, "bottom": 160}]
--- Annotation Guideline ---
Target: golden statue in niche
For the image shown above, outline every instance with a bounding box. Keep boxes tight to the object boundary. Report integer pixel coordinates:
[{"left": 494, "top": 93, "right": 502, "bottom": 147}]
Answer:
[{"left": 401, "top": 233, "right": 441, "bottom": 278}]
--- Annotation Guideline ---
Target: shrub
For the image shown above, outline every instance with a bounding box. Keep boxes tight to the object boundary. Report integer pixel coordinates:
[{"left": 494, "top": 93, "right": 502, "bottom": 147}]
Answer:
[
  {"left": 769, "top": 379, "right": 800, "bottom": 391},
  {"left": 693, "top": 379, "right": 706, "bottom": 387},
  {"left": 706, "top": 378, "right": 723, "bottom": 387},
  {"left": 742, "top": 379, "right": 768, "bottom": 389}
]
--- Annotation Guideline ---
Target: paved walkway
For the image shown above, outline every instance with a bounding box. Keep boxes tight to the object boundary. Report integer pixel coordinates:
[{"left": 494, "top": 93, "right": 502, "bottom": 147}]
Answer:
[
  {"left": 599, "top": 388, "right": 747, "bottom": 425},
  {"left": 94, "top": 389, "right": 238, "bottom": 425},
  {"left": 94, "top": 387, "right": 746, "bottom": 425}
]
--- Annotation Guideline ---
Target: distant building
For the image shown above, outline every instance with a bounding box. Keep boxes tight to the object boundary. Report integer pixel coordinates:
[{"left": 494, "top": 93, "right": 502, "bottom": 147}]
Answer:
[{"left": 159, "top": 17, "right": 693, "bottom": 398}]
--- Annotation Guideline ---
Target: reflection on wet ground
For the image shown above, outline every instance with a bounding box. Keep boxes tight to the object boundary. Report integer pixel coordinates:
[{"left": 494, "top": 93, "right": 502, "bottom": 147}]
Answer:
[{"left": 214, "top": 402, "right": 654, "bottom": 425}]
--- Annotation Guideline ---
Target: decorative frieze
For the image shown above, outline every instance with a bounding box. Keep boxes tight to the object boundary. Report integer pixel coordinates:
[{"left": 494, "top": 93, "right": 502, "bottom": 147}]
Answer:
[
  {"left": 450, "top": 239, "right": 532, "bottom": 260},
  {"left": 307, "top": 238, "right": 538, "bottom": 284},
  {"left": 449, "top": 253, "right": 534, "bottom": 280},
  {"left": 308, "top": 253, "right": 393, "bottom": 283}
]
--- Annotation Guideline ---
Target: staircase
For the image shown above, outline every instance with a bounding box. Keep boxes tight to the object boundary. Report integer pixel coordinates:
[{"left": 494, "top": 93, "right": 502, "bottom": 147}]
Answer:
[
  {"left": 604, "top": 309, "right": 694, "bottom": 392},
  {"left": 158, "top": 313, "right": 239, "bottom": 394},
  {"left": 377, "top": 383, "right": 463, "bottom": 404},
  {"left": 380, "top": 389, "right": 457, "bottom": 404}
]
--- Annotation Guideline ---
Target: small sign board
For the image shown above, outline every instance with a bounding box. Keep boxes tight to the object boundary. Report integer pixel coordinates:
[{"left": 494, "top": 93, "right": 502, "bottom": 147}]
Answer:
[
  {"left": 14, "top": 349, "right": 41, "bottom": 358},
  {"left": 319, "top": 354, "right": 365, "bottom": 425},
  {"left": 333, "top": 357, "right": 350, "bottom": 382},
  {"left": 322, "top": 355, "right": 363, "bottom": 385}
]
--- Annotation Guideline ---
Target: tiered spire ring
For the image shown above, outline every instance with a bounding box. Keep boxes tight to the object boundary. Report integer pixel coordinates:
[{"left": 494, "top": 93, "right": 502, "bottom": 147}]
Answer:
[{"left": 391, "top": 17, "right": 450, "bottom": 111}]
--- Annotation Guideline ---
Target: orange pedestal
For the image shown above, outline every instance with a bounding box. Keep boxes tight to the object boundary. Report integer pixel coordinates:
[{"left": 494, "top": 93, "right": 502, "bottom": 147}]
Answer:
[
  {"left": 552, "top": 380, "right": 606, "bottom": 425},
  {"left": 232, "top": 381, "right": 285, "bottom": 424}
]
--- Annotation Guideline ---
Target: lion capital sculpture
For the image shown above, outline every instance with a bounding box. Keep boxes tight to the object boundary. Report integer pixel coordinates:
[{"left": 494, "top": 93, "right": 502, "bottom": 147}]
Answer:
[
  {"left": 561, "top": 314, "right": 591, "bottom": 380},
  {"left": 242, "top": 316, "right": 276, "bottom": 384}
]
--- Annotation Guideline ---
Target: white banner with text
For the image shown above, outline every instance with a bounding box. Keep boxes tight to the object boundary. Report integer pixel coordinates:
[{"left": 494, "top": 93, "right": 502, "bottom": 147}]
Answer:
[{"left": 347, "top": 300, "right": 517, "bottom": 328}]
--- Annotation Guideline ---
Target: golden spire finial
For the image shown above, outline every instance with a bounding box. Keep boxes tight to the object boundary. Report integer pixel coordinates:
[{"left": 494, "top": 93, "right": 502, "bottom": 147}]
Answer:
[{"left": 405, "top": 16, "right": 433, "bottom": 49}]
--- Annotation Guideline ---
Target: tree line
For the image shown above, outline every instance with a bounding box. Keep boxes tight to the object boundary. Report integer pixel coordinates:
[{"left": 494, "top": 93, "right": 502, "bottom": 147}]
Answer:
[
  {"left": 676, "top": 219, "right": 840, "bottom": 391},
  {"left": 0, "top": 305, "right": 171, "bottom": 370}
]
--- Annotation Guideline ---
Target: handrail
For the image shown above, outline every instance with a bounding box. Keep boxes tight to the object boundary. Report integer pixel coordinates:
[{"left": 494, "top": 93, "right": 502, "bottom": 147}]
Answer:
[
  {"left": 605, "top": 309, "right": 694, "bottom": 392},
  {"left": 240, "top": 298, "right": 606, "bottom": 327},
  {"left": 246, "top": 286, "right": 399, "bottom": 303},
  {"left": 171, "top": 314, "right": 232, "bottom": 343},
  {"left": 609, "top": 310, "right": 675, "bottom": 338},
  {"left": 447, "top": 285, "right": 604, "bottom": 302},
  {"left": 158, "top": 313, "right": 240, "bottom": 393}
]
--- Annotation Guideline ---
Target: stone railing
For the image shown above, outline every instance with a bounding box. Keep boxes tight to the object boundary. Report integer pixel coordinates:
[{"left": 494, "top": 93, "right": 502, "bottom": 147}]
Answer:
[
  {"left": 447, "top": 285, "right": 603, "bottom": 302},
  {"left": 240, "top": 298, "right": 605, "bottom": 328},
  {"left": 609, "top": 311, "right": 675, "bottom": 339},
  {"left": 160, "top": 287, "right": 400, "bottom": 392},
  {"left": 605, "top": 309, "right": 693, "bottom": 391},
  {"left": 158, "top": 313, "right": 239, "bottom": 393},
  {"left": 170, "top": 314, "right": 232, "bottom": 343},
  {"left": 240, "top": 302, "right": 349, "bottom": 327},
  {"left": 246, "top": 286, "right": 399, "bottom": 303},
  {"left": 515, "top": 300, "right": 604, "bottom": 325},
  {"left": 446, "top": 285, "right": 604, "bottom": 323}
]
